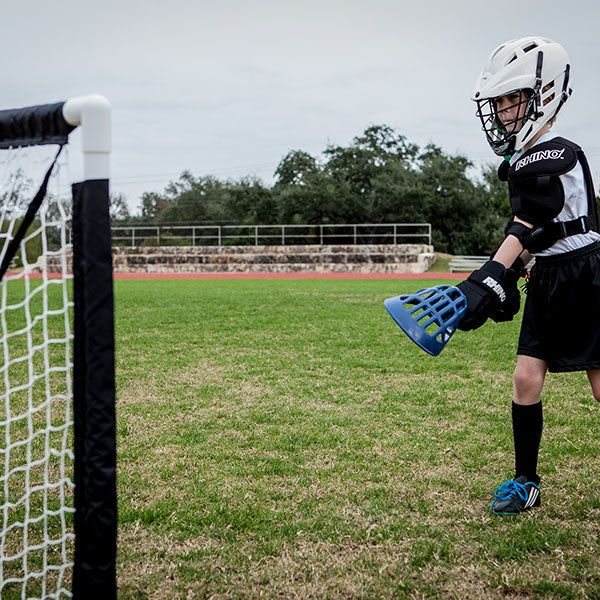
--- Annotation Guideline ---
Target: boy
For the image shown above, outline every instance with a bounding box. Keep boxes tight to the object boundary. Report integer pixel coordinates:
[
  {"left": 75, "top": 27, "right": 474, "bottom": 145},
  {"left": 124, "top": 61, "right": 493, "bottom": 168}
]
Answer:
[{"left": 455, "top": 36, "right": 600, "bottom": 515}]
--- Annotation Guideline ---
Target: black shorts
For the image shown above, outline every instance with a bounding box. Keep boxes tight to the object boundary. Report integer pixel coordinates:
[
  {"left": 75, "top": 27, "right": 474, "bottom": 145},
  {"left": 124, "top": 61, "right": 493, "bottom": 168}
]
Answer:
[{"left": 518, "top": 242, "right": 600, "bottom": 372}]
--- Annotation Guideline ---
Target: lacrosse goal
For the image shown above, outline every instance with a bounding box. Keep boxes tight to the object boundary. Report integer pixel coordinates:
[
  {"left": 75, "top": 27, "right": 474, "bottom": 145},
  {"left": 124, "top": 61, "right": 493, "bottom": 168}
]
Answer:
[{"left": 0, "top": 96, "right": 116, "bottom": 599}]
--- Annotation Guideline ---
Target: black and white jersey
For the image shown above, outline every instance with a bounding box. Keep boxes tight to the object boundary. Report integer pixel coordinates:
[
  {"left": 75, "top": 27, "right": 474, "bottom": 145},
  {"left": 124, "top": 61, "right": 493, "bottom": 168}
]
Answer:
[{"left": 509, "top": 131, "right": 600, "bottom": 256}]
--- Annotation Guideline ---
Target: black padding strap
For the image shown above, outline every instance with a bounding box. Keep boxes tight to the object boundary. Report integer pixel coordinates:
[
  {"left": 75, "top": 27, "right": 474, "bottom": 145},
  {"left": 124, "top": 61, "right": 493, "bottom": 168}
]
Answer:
[
  {"left": 574, "top": 147, "right": 600, "bottom": 233},
  {"left": 545, "top": 216, "right": 593, "bottom": 239},
  {"left": 555, "top": 64, "right": 571, "bottom": 116},
  {"left": 0, "top": 102, "right": 75, "bottom": 149},
  {"left": 0, "top": 144, "right": 64, "bottom": 280},
  {"left": 535, "top": 51, "right": 543, "bottom": 87}
]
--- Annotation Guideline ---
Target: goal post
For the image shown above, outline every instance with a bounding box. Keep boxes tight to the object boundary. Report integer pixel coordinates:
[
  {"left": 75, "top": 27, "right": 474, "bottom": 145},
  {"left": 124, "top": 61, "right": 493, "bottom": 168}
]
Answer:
[{"left": 0, "top": 96, "right": 117, "bottom": 599}]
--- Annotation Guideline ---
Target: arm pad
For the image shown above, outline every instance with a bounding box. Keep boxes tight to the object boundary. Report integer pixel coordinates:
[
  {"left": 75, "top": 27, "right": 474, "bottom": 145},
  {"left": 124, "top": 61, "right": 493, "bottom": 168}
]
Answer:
[
  {"left": 507, "top": 138, "right": 577, "bottom": 226},
  {"left": 504, "top": 220, "right": 555, "bottom": 254}
]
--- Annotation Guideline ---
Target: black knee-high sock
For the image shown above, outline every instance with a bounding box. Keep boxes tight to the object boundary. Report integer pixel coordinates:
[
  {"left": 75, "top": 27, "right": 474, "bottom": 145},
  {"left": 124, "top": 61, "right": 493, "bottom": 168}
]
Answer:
[{"left": 512, "top": 401, "right": 543, "bottom": 484}]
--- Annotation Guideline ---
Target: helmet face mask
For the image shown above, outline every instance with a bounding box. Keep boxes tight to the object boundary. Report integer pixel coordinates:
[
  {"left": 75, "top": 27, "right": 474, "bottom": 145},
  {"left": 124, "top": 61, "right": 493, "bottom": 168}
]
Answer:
[
  {"left": 473, "top": 36, "right": 572, "bottom": 157},
  {"left": 475, "top": 89, "right": 538, "bottom": 156}
]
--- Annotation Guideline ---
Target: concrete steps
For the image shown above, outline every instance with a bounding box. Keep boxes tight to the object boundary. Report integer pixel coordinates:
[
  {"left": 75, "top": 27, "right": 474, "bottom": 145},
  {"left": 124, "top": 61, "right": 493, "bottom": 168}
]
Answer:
[
  {"left": 111, "top": 244, "right": 435, "bottom": 273},
  {"left": 39, "top": 244, "right": 436, "bottom": 274}
]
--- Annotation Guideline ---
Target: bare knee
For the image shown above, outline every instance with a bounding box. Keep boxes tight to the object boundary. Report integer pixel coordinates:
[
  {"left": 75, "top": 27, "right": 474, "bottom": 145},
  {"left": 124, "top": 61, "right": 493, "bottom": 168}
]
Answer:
[
  {"left": 512, "top": 356, "right": 547, "bottom": 405},
  {"left": 513, "top": 366, "right": 545, "bottom": 404},
  {"left": 586, "top": 370, "right": 600, "bottom": 403}
]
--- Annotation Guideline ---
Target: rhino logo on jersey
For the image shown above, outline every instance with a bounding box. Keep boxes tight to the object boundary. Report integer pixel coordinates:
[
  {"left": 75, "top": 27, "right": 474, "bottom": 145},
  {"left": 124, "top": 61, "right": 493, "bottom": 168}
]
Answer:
[{"left": 515, "top": 148, "right": 566, "bottom": 171}]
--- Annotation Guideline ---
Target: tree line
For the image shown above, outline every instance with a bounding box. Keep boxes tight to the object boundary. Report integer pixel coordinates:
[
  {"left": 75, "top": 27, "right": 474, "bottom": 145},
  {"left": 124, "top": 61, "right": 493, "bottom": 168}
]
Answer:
[{"left": 115, "top": 125, "right": 512, "bottom": 255}]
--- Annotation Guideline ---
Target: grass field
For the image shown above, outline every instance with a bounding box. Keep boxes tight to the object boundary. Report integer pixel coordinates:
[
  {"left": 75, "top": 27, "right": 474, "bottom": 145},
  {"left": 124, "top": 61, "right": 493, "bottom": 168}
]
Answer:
[{"left": 113, "top": 278, "right": 600, "bottom": 600}]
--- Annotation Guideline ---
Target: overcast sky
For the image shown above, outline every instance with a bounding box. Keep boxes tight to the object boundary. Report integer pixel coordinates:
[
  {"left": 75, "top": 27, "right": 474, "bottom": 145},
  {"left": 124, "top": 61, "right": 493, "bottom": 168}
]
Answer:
[{"left": 2, "top": 0, "right": 600, "bottom": 213}]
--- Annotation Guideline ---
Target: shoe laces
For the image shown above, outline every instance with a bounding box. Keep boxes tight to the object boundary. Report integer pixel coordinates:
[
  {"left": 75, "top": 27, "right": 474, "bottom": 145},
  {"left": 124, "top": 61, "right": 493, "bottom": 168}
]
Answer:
[{"left": 493, "top": 479, "right": 529, "bottom": 502}]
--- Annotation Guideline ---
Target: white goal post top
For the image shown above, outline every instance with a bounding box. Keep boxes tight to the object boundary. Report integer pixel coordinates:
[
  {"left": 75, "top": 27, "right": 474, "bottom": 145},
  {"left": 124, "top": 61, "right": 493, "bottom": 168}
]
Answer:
[{"left": 62, "top": 94, "right": 111, "bottom": 180}]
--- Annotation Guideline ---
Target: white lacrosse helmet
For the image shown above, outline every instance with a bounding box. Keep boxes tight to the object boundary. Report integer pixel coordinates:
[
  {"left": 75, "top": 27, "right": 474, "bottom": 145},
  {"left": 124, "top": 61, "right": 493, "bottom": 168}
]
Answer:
[{"left": 473, "top": 36, "right": 572, "bottom": 156}]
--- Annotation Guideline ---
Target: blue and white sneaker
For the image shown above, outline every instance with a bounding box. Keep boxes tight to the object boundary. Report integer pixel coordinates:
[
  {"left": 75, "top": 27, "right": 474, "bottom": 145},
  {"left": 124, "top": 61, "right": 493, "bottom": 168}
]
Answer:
[{"left": 491, "top": 475, "right": 540, "bottom": 515}]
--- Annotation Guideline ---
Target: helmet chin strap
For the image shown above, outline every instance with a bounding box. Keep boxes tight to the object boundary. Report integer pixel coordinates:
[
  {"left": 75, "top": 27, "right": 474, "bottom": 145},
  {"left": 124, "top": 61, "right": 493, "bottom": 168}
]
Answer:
[
  {"left": 555, "top": 63, "right": 572, "bottom": 116},
  {"left": 510, "top": 57, "right": 544, "bottom": 154},
  {"left": 532, "top": 51, "right": 544, "bottom": 119}
]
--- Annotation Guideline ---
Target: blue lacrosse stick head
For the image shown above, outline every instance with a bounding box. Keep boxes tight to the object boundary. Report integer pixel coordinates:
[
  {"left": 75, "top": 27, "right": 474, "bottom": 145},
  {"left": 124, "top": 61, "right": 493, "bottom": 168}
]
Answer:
[{"left": 384, "top": 284, "right": 467, "bottom": 356}]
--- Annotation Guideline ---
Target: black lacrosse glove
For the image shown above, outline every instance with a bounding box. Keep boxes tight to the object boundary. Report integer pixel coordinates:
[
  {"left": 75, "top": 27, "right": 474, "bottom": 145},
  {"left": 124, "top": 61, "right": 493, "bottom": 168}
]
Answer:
[
  {"left": 489, "top": 257, "right": 526, "bottom": 323},
  {"left": 456, "top": 260, "right": 507, "bottom": 331}
]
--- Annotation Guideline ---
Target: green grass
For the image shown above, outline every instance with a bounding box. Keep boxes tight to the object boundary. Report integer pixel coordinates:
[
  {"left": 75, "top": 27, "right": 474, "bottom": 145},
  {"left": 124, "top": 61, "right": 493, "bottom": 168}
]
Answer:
[
  {"left": 111, "top": 278, "right": 600, "bottom": 599},
  {"left": 3, "top": 275, "right": 594, "bottom": 598},
  {"left": 71, "top": 278, "right": 600, "bottom": 597},
  {"left": 0, "top": 279, "right": 75, "bottom": 600},
  {"left": 427, "top": 252, "right": 454, "bottom": 272}
]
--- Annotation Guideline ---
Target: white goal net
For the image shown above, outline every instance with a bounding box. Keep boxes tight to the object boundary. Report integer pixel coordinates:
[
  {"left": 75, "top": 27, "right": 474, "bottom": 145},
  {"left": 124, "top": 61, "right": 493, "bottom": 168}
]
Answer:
[{"left": 0, "top": 145, "right": 75, "bottom": 599}]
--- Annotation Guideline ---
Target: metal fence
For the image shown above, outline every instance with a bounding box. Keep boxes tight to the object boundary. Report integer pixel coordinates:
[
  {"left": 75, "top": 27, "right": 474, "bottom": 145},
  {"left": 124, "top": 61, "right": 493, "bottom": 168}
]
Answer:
[{"left": 111, "top": 223, "right": 432, "bottom": 247}]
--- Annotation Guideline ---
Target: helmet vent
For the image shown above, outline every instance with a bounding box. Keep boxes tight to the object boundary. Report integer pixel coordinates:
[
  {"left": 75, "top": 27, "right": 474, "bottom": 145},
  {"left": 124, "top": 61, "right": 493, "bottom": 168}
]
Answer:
[
  {"left": 507, "top": 54, "right": 518, "bottom": 65},
  {"left": 491, "top": 45, "right": 505, "bottom": 60},
  {"left": 523, "top": 42, "right": 538, "bottom": 53}
]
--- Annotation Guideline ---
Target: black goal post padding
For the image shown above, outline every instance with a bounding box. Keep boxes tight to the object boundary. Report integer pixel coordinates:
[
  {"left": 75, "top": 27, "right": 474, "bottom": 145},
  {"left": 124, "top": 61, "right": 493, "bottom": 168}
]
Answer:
[
  {"left": 0, "top": 101, "right": 75, "bottom": 149},
  {"left": 0, "top": 102, "right": 74, "bottom": 280},
  {"left": 72, "top": 179, "right": 118, "bottom": 599}
]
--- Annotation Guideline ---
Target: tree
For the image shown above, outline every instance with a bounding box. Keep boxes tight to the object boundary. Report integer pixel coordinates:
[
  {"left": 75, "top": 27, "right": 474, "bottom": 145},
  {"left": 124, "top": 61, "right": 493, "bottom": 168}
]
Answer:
[
  {"left": 417, "top": 143, "right": 503, "bottom": 254},
  {"left": 227, "top": 177, "right": 277, "bottom": 224},
  {"left": 139, "top": 191, "right": 172, "bottom": 220},
  {"left": 370, "top": 161, "right": 428, "bottom": 224},
  {"left": 274, "top": 150, "right": 319, "bottom": 187},
  {"left": 0, "top": 168, "right": 31, "bottom": 213},
  {"left": 158, "top": 174, "right": 226, "bottom": 223},
  {"left": 133, "top": 125, "right": 510, "bottom": 254},
  {"left": 109, "top": 192, "right": 131, "bottom": 222},
  {"left": 325, "top": 126, "right": 405, "bottom": 192},
  {"left": 480, "top": 162, "right": 511, "bottom": 219}
]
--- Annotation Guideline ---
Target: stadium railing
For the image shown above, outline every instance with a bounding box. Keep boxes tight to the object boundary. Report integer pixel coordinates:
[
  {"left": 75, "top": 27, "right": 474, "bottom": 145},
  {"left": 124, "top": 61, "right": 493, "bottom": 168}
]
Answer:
[{"left": 110, "top": 222, "right": 432, "bottom": 247}]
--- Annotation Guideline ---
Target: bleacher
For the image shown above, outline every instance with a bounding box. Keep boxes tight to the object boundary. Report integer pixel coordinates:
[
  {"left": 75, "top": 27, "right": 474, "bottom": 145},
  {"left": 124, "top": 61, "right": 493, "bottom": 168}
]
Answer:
[{"left": 448, "top": 255, "right": 487, "bottom": 272}]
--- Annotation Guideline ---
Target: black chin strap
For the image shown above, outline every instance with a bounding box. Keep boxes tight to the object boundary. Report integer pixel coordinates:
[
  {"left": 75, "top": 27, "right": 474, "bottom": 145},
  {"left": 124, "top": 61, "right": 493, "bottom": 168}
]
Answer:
[
  {"left": 530, "top": 52, "right": 545, "bottom": 120},
  {"left": 554, "top": 64, "right": 571, "bottom": 118},
  {"left": 0, "top": 144, "right": 64, "bottom": 281},
  {"left": 575, "top": 146, "right": 600, "bottom": 233}
]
